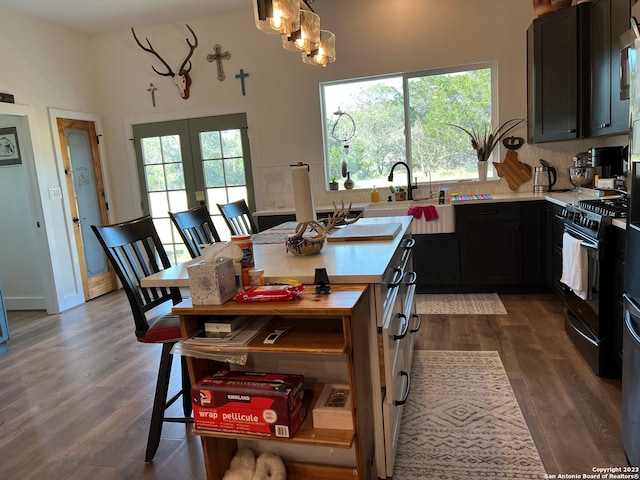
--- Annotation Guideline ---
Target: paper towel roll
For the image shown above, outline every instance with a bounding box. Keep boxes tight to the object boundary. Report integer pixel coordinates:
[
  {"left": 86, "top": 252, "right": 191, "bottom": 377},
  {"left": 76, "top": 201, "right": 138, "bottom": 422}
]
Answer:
[{"left": 291, "top": 163, "right": 316, "bottom": 223}]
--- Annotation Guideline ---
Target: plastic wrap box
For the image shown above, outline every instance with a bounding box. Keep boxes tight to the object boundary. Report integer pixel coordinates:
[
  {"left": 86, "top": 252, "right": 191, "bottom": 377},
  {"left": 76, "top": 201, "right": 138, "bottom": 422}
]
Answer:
[
  {"left": 187, "top": 259, "right": 236, "bottom": 305},
  {"left": 191, "top": 371, "right": 306, "bottom": 438}
]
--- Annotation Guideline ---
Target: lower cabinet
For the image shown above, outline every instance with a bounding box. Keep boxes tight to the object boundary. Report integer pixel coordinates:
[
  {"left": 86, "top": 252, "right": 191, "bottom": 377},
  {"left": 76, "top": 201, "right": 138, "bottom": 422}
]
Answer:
[
  {"left": 414, "top": 234, "right": 460, "bottom": 290},
  {"left": 457, "top": 202, "right": 523, "bottom": 285},
  {"left": 414, "top": 200, "right": 549, "bottom": 292},
  {"left": 173, "top": 285, "right": 376, "bottom": 480}
]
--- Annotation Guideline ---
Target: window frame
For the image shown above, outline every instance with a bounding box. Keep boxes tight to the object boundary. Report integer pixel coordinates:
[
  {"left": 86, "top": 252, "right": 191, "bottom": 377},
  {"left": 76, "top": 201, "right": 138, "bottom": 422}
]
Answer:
[{"left": 320, "top": 61, "right": 499, "bottom": 190}]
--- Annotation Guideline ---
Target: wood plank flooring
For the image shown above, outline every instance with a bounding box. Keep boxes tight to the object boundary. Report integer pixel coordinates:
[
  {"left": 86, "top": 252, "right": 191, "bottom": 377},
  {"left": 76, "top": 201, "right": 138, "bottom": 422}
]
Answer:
[{"left": 0, "top": 289, "right": 628, "bottom": 479}]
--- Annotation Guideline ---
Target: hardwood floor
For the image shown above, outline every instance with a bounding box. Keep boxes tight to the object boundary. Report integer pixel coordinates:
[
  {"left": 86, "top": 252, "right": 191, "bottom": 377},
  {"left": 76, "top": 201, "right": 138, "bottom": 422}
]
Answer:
[
  {"left": 415, "top": 292, "right": 628, "bottom": 475},
  {"left": 0, "top": 289, "right": 628, "bottom": 479}
]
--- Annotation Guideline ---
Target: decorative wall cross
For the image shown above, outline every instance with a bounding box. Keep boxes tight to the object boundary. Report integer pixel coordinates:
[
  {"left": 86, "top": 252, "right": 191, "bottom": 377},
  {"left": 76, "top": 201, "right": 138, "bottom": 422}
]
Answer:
[
  {"left": 146, "top": 83, "right": 158, "bottom": 107},
  {"left": 207, "top": 44, "right": 231, "bottom": 81},
  {"left": 235, "top": 69, "right": 249, "bottom": 96}
]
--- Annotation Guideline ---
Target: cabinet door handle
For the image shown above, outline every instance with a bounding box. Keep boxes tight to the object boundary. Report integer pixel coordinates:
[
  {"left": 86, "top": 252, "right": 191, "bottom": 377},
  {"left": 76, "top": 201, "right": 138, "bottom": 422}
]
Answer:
[
  {"left": 401, "top": 238, "right": 415, "bottom": 250},
  {"left": 567, "top": 128, "right": 577, "bottom": 133},
  {"left": 386, "top": 267, "right": 404, "bottom": 288},
  {"left": 403, "top": 271, "right": 417, "bottom": 286},
  {"left": 392, "top": 313, "right": 408, "bottom": 340},
  {"left": 600, "top": 123, "right": 610, "bottom": 129},
  {"left": 409, "top": 313, "right": 421, "bottom": 334},
  {"left": 394, "top": 371, "right": 411, "bottom": 406}
]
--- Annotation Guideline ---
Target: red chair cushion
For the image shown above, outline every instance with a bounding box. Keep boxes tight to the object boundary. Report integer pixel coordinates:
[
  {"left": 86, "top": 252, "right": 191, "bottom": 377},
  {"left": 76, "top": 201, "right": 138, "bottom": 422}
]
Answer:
[{"left": 140, "top": 314, "right": 183, "bottom": 344}]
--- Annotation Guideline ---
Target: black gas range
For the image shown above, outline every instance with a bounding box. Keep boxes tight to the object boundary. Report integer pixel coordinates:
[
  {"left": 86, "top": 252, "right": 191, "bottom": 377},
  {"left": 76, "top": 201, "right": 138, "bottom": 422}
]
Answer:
[
  {"left": 559, "top": 195, "right": 628, "bottom": 241},
  {"left": 557, "top": 194, "right": 627, "bottom": 377}
]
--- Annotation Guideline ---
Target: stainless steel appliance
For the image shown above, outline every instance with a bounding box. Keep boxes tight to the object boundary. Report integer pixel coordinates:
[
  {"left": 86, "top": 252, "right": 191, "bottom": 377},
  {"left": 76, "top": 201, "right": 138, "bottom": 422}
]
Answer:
[
  {"left": 557, "top": 196, "right": 628, "bottom": 377},
  {"left": 589, "top": 146, "right": 626, "bottom": 178},
  {"left": 533, "top": 160, "right": 557, "bottom": 192},
  {"left": 621, "top": 6, "right": 640, "bottom": 465}
]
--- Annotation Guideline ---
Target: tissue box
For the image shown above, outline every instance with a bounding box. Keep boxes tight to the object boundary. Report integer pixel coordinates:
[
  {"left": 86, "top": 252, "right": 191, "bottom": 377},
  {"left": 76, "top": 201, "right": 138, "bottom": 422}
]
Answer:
[{"left": 188, "top": 259, "right": 236, "bottom": 305}]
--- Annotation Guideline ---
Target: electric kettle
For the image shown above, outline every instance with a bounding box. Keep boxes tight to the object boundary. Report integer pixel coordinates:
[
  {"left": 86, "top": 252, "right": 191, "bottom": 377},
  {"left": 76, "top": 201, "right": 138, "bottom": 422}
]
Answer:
[{"left": 533, "top": 159, "right": 557, "bottom": 193}]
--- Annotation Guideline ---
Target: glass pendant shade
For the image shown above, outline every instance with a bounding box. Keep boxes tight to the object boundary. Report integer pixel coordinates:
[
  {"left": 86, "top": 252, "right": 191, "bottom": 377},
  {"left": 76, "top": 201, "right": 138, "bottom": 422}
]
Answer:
[
  {"left": 254, "top": 0, "right": 300, "bottom": 35},
  {"left": 282, "top": 9, "right": 320, "bottom": 53},
  {"left": 302, "top": 30, "right": 335, "bottom": 67},
  {"left": 253, "top": 0, "right": 300, "bottom": 35}
]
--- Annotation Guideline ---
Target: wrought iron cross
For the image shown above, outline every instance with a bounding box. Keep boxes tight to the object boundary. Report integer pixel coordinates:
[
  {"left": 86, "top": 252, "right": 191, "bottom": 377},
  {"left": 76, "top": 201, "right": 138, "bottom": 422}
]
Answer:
[
  {"left": 207, "top": 44, "right": 231, "bottom": 81},
  {"left": 146, "top": 83, "right": 158, "bottom": 107},
  {"left": 235, "top": 69, "right": 249, "bottom": 96}
]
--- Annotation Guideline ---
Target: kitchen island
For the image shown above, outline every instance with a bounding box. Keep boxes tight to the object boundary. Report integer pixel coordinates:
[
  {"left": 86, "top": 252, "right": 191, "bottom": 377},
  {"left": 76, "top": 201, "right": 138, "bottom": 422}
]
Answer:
[{"left": 174, "top": 216, "right": 416, "bottom": 479}]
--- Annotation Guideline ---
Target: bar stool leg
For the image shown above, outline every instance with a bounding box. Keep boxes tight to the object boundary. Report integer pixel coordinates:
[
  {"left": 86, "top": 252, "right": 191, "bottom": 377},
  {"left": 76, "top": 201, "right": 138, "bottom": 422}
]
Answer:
[{"left": 145, "top": 342, "right": 173, "bottom": 463}]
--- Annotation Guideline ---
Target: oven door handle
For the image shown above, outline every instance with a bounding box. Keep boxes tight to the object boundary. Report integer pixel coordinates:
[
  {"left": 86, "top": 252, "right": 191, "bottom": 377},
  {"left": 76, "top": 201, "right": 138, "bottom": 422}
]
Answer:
[
  {"left": 564, "top": 228, "right": 599, "bottom": 250},
  {"left": 623, "top": 294, "right": 640, "bottom": 346},
  {"left": 566, "top": 309, "right": 600, "bottom": 347}
]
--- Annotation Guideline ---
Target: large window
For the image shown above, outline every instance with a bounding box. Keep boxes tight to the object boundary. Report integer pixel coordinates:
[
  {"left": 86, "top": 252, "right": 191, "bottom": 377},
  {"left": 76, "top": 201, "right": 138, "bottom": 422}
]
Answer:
[{"left": 321, "top": 63, "right": 497, "bottom": 191}]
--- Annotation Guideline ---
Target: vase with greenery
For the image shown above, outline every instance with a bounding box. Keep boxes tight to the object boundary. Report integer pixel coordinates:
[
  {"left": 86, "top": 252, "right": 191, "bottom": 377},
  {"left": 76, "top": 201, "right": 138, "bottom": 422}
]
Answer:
[
  {"left": 446, "top": 118, "right": 526, "bottom": 163},
  {"left": 329, "top": 176, "right": 339, "bottom": 190}
]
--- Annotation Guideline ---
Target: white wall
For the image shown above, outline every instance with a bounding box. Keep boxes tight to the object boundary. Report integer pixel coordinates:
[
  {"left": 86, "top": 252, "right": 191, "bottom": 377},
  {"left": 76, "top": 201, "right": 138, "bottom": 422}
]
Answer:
[
  {"left": 0, "top": 7, "right": 100, "bottom": 312},
  {"left": 0, "top": 0, "right": 630, "bottom": 311}
]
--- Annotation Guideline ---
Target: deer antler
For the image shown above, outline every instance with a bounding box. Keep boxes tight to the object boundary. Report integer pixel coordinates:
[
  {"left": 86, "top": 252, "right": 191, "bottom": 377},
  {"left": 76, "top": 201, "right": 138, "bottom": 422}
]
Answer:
[
  {"left": 131, "top": 27, "right": 175, "bottom": 77},
  {"left": 178, "top": 24, "right": 198, "bottom": 75},
  {"left": 131, "top": 25, "right": 199, "bottom": 100}
]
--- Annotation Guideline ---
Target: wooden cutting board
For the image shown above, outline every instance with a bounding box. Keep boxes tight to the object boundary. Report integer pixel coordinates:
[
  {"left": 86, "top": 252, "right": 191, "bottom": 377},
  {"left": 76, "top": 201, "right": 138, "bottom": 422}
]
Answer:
[
  {"left": 327, "top": 222, "right": 402, "bottom": 242},
  {"left": 493, "top": 150, "right": 532, "bottom": 191}
]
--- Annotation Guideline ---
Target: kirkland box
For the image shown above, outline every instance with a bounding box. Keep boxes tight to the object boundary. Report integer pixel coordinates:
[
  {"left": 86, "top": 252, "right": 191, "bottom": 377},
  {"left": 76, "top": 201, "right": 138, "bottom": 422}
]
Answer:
[{"left": 191, "top": 371, "right": 306, "bottom": 438}]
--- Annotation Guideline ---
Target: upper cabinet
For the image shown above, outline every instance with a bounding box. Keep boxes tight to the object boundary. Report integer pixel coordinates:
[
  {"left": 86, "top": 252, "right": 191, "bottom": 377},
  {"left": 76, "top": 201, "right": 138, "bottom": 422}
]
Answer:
[
  {"left": 589, "top": 0, "right": 631, "bottom": 137},
  {"left": 527, "top": 1, "right": 631, "bottom": 144}
]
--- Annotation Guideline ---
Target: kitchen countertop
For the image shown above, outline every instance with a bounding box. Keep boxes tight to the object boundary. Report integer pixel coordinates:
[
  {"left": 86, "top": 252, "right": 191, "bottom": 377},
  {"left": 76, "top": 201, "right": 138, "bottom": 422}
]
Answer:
[
  {"left": 255, "top": 216, "right": 413, "bottom": 284},
  {"left": 254, "top": 188, "right": 628, "bottom": 229}
]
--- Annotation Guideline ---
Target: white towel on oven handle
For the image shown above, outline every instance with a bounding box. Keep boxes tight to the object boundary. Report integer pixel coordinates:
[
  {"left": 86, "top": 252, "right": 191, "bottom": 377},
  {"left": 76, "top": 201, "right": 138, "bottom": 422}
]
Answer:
[{"left": 560, "top": 232, "right": 589, "bottom": 300}]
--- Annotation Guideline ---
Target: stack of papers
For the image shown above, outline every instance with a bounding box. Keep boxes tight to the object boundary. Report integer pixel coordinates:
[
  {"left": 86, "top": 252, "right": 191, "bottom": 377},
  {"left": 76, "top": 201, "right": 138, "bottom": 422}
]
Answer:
[{"left": 184, "top": 315, "right": 273, "bottom": 348}]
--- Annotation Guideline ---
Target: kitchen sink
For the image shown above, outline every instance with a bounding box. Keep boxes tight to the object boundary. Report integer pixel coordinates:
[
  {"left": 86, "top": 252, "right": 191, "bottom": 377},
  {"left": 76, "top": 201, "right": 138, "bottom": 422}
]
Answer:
[{"left": 363, "top": 200, "right": 455, "bottom": 234}]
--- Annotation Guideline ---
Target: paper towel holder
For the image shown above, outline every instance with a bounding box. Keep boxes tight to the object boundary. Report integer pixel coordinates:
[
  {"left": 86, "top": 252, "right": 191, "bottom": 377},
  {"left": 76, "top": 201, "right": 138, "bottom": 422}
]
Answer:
[{"left": 290, "top": 162, "right": 310, "bottom": 171}]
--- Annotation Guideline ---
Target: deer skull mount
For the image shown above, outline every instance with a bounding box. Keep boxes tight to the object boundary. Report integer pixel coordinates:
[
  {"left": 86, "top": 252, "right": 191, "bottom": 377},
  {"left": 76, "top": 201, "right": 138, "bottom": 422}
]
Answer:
[{"left": 131, "top": 24, "right": 198, "bottom": 100}]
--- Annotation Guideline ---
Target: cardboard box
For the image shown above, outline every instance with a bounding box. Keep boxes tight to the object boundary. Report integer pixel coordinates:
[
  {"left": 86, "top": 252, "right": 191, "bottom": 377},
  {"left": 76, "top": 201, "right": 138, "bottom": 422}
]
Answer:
[
  {"left": 312, "top": 384, "right": 353, "bottom": 430},
  {"left": 188, "top": 259, "right": 236, "bottom": 305},
  {"left": 191, "top": 371, "right": 306, "bottom": 438}
]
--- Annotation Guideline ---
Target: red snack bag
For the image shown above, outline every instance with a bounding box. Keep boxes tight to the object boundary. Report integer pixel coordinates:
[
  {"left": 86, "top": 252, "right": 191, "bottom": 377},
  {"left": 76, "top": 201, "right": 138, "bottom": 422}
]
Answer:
[{"left": 234, "top": 284, "right": 304, "bottom": 303}]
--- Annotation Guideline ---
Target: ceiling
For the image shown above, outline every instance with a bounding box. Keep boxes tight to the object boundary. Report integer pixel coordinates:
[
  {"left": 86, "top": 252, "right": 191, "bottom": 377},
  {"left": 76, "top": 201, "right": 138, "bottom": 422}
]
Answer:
[{"left": 0, "top": 0, "right": 253, "bottom": 34}]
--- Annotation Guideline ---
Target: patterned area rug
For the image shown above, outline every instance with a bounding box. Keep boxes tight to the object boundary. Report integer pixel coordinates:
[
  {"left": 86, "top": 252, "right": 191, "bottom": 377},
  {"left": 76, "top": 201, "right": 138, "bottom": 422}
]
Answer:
[
  {"left": 416, "top": 293, "right": 507, "bottom": 315},
  {"left": 394, "top": 350, "right": 546, "bottom": 479}
]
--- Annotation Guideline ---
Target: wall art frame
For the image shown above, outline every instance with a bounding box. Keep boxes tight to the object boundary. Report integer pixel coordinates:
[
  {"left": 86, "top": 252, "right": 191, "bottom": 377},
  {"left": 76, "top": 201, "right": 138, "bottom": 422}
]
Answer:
[{"left": 0, "top": 126, "right": 21, "bottom": 166}]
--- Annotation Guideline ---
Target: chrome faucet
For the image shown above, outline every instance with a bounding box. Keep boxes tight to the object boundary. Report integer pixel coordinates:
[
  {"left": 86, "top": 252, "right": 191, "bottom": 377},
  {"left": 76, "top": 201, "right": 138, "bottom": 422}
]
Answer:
[{"left": 387, "top": 161, "right": 417, "bottom": 200}]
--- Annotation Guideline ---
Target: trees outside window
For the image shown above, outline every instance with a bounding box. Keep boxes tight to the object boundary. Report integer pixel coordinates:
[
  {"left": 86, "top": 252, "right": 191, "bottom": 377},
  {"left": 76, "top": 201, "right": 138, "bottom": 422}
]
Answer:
[{"left": 321, "top": 63, "right": 496, "bottom": 190}]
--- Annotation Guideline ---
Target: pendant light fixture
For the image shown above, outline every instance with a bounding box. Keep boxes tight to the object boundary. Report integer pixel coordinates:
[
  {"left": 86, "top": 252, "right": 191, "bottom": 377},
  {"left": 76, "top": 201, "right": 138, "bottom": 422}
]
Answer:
[
  {"left": 302, "top": 30, "right": 335, "bottom": 67},
  {"left": 255, "top": 0, "right": 336, "bottom": 66},
  {"left": 281, "top": 9, "right": 320, "bottom": 54},
  {"left": 254, "top": 0, "right": 300, "bottom": 36}
]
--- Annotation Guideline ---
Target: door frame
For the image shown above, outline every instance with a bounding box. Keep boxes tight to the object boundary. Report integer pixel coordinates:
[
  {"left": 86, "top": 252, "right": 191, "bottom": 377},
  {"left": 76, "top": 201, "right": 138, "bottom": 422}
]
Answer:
[{"left": 49, "top": 108, "right": 113, "bottom": 305}]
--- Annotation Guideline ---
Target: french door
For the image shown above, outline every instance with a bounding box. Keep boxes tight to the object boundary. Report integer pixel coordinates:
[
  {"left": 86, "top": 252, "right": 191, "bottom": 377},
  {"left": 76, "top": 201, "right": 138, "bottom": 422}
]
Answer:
[{"left": 132, "top": 113, "right": 254, "bottom": 263}]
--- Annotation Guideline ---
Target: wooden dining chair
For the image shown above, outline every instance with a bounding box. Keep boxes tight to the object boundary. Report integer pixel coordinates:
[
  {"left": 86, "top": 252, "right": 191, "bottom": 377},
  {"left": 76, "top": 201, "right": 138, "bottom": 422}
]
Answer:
[
  {"left": 91, "top": 216, "right": 192, "bottom": 463},
  {"left": 216, "top": 199, "right": 258, "bottom": 236},
  {"left": 169, "top": 205, "right": 221, "bottom": 258}
]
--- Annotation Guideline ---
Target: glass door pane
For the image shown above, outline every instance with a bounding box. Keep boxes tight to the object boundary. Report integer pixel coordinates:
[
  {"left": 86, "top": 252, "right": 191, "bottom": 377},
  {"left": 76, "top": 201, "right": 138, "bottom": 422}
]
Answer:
[{"left": 133, "top": 120, "right": 194, "bottom": 263}]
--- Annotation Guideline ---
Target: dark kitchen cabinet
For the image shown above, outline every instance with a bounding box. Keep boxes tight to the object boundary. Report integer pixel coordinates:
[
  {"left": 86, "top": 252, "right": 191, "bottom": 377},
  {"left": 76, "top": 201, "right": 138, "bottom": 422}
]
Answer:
[
  {"left": 527, "top": 4, "right": 589, "bottom": 143},
  {"left": 588, "top": 0, "right": 631, "bottom": 137},
  {"left": 457, "top": 203, "right": 523, "bottom": 285},
  {"left": 414, "top": 233, "right": 460, "bottom": 292},
  {"left": 522, "top": 201, "right": 549, "bottom": 285},
  {"left": 548, "top": 202, "right": 567, "bottom": 296}
]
